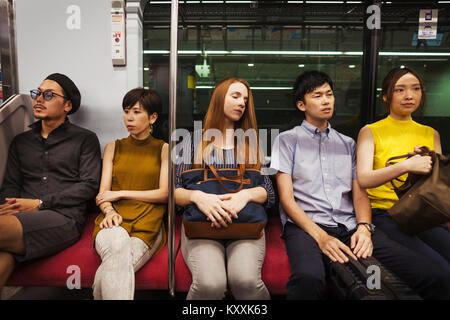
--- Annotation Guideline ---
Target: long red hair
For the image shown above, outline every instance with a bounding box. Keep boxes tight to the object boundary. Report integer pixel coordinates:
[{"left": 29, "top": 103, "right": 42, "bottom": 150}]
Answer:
[{"left": 194, "top": 77, "right": 262, "bottom": 169}]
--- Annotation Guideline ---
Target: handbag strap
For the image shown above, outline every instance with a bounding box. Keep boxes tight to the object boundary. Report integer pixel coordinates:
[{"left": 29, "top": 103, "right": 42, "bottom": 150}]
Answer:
[
  {"left": 385, "top": 146, "right": 433, "bottom": 192},
  {"left": 207, "top": 164, "right": 246, "bottom": 194}
]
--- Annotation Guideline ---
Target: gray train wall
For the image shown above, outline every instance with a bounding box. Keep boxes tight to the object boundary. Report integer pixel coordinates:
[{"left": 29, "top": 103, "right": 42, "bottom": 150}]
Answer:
[{"left": 14, "top": 0, "right": 146, "bottom": 152}]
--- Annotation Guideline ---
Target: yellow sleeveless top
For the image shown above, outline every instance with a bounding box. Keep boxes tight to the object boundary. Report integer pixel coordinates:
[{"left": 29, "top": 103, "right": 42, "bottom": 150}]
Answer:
[
  {"left": 366, "top": 115, "right": 435, "bottom": 210},
  {"left": 93, "top": 135, "right": 167, "bottom": 252}
]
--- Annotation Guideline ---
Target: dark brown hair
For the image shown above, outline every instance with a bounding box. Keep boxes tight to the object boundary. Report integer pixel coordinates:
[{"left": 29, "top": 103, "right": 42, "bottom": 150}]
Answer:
[
  {"left": 122, "top": 88, "right": 162, "bottom": 116},
  {"left": 381, "top": 67, "right": 426, "bottom": 113}
]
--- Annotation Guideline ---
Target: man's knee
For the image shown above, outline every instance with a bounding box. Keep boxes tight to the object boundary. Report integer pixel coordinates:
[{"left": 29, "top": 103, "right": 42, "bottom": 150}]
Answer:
[{"left": 0, "top": 216, "right": 24, "bottom": 254}]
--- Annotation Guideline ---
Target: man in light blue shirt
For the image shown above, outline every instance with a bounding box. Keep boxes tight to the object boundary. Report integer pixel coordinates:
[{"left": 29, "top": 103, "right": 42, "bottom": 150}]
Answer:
[{"left": 270, "top": 70, "right": 450, "bottom": 300}]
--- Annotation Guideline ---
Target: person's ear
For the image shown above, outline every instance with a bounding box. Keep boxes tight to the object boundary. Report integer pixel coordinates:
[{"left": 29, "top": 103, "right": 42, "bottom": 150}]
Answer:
[
  {"left": 382, "top": 94, "right": 387, "bottom": 103},
  {"left": 149, "top": 112, "right": 158, "bottom": 125},
  {"left": 296, "top": 100, "right": 306, "bottom": 112},
  {"left": 64, "top": 100, "right": 73, "bottom": 113}
]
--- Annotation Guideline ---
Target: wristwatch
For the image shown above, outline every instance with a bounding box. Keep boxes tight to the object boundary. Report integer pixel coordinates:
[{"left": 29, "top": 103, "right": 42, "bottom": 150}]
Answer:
[
  {"left": 356, "top": 222, "right": 375, "bottom": 234},
  {"left": 38, "top": 199, "right": 45, "bottom": 210}
]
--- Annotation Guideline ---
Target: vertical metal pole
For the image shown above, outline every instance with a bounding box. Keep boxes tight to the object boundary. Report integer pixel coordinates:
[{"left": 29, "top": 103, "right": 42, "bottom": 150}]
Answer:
[
  {"left": 168, "top": 0, "right": 179, "bottom": 299},
  {"left": 361, "top": 0, "right": 381, "bottom": 127}
]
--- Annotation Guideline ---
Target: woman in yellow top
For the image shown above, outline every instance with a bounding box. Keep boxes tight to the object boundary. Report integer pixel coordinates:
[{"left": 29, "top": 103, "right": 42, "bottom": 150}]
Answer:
[
  {"left": 357, "top": 67, "right": 450, "bottom": 274},
  {"left": 92, "top": 88, "right": 168, "bottom": 300}
]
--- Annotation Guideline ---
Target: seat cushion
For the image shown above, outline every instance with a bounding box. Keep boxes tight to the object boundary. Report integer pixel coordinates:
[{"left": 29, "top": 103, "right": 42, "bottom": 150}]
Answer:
[
  {"left": 7, "top": 214, "right": 168, "bottom": 290},
  {"left": 174, "top": 215, "right": 290, "bottom": 295}
]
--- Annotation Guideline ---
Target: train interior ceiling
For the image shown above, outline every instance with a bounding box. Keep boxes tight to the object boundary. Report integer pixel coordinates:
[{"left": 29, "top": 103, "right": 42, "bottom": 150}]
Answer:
[{"left": 0, "top": 0, "right": 449, "bottom": 300}]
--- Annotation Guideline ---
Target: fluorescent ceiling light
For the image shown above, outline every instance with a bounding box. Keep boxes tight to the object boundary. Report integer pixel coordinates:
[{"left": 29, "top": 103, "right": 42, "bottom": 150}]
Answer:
[
  {"left": 298, "top": 64, "right": 305, "bottom": 67},
  {"left": 231, "top": 50, "right": 345, "bottom": 55},
  {"left": 143, "top": 50, "right": 450, "bottom": 57},
  {"left": 380, "top": 52, "right": 450, "bottom": 56},
  {"left": 305, "top": 1, "right": 344, "bottom": 3},
  {"left": 248, "top": 63, "right": 254, "bottom": 67},
  {"left": 205, "top": 50, "right": 229, "bottom": 54},
  {"left": 251, "top": 87, "right": 292, "bottom": 90},
  {"left": 348, "top": 65, "right": 356, "bottom": 68}
]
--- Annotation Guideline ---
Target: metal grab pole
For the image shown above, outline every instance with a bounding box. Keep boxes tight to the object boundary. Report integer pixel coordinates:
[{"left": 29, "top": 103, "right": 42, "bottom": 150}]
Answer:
[{"left": 168, "top": 0, "right": 179, "bottom": 299}]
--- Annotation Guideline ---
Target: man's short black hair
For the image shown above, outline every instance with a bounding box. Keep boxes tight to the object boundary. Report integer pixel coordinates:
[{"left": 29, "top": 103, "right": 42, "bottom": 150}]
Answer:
[{"left": 292, "top": 70, "right": 334, "bottom": 107}]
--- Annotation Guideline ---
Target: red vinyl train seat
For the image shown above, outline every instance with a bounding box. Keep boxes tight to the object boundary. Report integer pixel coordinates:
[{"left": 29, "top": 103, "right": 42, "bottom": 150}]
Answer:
[
  {"left": 174, "top": 214, "right": 290, "bottom": 296},
  {"left": 6, "top": 213, "right": 169, "bottom": 291},
  {"left": 7, "top": 213, "right": 291, "bottom": 297}
]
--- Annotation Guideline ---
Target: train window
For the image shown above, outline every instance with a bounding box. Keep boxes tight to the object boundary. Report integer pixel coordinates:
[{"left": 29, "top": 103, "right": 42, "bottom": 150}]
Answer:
[
  {"left": 143, "top": 1, "right": 450, "bottom": 155},
  {"left": 143, "top": 1, "right": 364, "bottom": 145},
  {"left": 376, "top": 6, "right": 450, "bottom": 154}
]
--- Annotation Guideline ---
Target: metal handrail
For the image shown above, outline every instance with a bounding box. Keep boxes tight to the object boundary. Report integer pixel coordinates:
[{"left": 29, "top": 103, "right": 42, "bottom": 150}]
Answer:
[{"left": 167, "top": 0, "right": 179, "bottom": 299}]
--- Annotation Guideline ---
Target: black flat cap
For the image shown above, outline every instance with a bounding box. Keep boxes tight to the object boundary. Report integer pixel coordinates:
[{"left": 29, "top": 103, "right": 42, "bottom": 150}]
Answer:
[{"left": 45, "top": 73, "right": 81, "bottom": 114}]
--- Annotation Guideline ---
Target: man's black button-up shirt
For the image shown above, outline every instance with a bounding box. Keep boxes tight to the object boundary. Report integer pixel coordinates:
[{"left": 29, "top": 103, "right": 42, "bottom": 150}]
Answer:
[{"left": 0, "top": 119, "right": 101, "bottom": 226}]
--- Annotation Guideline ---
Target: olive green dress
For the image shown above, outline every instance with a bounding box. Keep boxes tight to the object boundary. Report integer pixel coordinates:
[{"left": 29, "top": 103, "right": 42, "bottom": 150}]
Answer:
[{"left": 93, "top": 135, "right": 166, "bottom": 254}]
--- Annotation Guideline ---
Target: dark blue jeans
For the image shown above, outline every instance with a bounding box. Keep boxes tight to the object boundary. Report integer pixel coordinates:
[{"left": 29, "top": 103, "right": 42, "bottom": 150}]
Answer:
[
  {"left": 372, "top": 208, "right": 450, "bottom": 273},
  {"left": 283, "top": 221, "right": 450, "bottom": 300}
]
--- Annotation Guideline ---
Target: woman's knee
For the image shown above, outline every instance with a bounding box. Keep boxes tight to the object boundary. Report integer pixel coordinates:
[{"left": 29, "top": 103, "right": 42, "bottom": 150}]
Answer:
[
  {"left": 228, "top": 272, "right": 265, "bottom": 297},
  {"left": 190, "top": 275, "right": 227, "bottom": 299},
  {"left": 95, "top": 226, "right": 130, "bottom": 258}
]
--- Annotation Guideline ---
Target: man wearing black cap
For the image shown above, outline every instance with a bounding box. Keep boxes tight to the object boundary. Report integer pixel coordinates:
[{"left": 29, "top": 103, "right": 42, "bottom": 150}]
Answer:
[{"left": 0, "top": 73, "right": 101, "bottom": 288}]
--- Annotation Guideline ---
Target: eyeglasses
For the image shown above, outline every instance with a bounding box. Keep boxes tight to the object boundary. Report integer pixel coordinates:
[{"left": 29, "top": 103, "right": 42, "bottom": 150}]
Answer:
[{"left": 30, "top": 89, "right": 68, "bottom": 101}]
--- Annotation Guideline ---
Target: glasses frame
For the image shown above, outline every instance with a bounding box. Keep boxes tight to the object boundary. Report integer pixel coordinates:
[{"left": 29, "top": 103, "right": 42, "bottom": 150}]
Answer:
[{"left": 30, "top": 89, "right": 68, "bottom": 102}]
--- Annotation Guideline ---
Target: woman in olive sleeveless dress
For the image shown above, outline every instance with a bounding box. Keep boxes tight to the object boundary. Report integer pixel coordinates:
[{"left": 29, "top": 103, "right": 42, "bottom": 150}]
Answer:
[{"left": 92, "top": 88, "right": 168, "bottom": 300}]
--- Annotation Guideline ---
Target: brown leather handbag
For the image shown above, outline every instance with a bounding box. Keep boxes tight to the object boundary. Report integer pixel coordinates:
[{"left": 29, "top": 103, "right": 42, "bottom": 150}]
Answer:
[
  {"left": 385, "top": 147, "right": 450, "bottom": 235},
  {"left": 181, "top": 164, "right": 267, "bottom": 239}
]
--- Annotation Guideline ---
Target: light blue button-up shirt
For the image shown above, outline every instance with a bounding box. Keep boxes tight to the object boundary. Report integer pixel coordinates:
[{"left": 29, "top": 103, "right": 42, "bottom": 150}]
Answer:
[{"left": 270, "top": 120, "right": 357, "bottom": 231}]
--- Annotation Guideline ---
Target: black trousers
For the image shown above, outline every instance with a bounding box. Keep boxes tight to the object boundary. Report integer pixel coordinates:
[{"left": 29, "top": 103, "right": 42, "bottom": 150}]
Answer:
[
  {"left": 372, "top": 209, "right": 450, "bottom": 272},
  {"left": 283, "top": 222, "right": 450, "bottom": 300}
]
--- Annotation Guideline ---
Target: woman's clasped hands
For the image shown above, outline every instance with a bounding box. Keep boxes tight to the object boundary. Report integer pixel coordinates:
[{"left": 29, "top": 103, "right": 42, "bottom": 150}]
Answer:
[{"left": 191, "top": 189, "right": 250, "bottom": 228}]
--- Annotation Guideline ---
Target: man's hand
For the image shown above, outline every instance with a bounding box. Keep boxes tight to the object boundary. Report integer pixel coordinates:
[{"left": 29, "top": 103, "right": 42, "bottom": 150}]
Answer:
[
  {"left": 0, "top": 198, "right": 40, "bottom": 215},
  {"left": 350, "top": 226, "right": 373, "bottom": 259},
  {"left": 0, "top": 199, "right": 21, "bottom": 215},
  {"left": 317, "top": 233, "right": 357, "bottom": 264}
]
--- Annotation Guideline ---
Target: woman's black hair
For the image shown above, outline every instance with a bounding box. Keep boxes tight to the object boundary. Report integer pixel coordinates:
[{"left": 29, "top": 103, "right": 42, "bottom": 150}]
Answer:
[{"left": 122, "top": 88, "right": 162, "bottom": 116}]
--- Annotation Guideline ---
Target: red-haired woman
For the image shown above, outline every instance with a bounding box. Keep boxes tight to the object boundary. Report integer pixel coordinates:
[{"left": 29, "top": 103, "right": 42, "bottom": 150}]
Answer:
[{"left": 175, "top": 78, "right": 274, "bottom": 300}]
